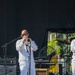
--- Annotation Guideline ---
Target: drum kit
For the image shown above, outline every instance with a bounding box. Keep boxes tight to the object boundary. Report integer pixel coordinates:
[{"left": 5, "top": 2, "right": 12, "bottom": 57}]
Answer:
[{"left": 36, "top": 38, "right": 72, "bottom": 75}]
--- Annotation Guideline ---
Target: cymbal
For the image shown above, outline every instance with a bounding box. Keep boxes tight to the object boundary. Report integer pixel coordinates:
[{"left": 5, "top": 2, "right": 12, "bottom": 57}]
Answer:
[{"left": 57, "top": 38, "right": 70, "bottom": 44}]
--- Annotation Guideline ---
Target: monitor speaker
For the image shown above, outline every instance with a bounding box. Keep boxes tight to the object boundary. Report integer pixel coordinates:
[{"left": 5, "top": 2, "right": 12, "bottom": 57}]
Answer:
[{"left": 0, "top": 65, "right": 16, "bottom": 75}]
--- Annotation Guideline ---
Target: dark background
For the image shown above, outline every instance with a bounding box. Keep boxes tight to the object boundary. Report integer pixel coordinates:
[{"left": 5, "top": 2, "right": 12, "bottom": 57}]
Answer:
[{"left": 0, "top": 0, "right": 75, "bottom": 58}]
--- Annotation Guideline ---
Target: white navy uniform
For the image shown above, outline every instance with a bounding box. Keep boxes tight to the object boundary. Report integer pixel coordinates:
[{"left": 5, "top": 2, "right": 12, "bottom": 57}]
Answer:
[
  {"left": 16, "top": 39, "right": 38, "bottom": 75},
  {"left": 71, "top": 39, "right": 75, "bottom": 75}
]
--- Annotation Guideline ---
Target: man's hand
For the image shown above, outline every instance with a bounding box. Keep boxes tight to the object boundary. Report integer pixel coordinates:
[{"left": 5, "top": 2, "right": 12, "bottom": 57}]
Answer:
[
  {"left": 22, "top": 36, "right": 28, "bottom": 43},
  {"left": 22, "top": 37, "right": 26, "bottom": 43}
]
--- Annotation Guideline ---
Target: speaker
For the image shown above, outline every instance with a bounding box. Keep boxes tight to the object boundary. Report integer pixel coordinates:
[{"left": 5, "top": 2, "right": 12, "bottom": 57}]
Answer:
[
  {"left": 36, "top": 68, "right": 48, "bottom": 75},
  {"left": 0, "top": 65, "right": 16, "bottom": 75}
]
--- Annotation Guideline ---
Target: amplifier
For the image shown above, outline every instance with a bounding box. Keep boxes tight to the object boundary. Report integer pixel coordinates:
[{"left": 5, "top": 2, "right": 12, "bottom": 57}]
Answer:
[
  {"left": 0, "top": 65, "right": 16, "bottom": 75},
  {"left": 36, "top": 68, "right": 49, "bottom": 75},
  {"left": 0, "top": 58, "right": 16, "bottom": 65}
]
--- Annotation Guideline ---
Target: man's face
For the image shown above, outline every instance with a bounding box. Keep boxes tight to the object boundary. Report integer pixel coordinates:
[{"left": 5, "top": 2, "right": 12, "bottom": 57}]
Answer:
[{"left": 22, "top": 33, "right": 29, "bottom": 39}]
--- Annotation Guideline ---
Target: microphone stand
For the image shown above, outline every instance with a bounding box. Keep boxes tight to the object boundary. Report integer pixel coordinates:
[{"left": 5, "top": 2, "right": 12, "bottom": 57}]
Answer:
[{"left": 1, "top": 36, "right": 21, "bottom": 75}]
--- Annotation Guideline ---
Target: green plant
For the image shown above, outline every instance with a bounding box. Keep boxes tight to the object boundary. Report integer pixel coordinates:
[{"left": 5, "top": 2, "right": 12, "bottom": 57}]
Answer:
[
  {"left": 47, "top": 40, "right": 56, "bottom": 55},
  {"left": 56, "top": 46, "right": 62, "bottom": 54},
  {"left": 47, "top": 39, "right": 62, "bottom": 55}
]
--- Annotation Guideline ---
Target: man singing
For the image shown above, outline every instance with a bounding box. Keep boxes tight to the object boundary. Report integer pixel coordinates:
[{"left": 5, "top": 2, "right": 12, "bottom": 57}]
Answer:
[{"left": 16, "top": 29, "right": 38, "bottom": 75}]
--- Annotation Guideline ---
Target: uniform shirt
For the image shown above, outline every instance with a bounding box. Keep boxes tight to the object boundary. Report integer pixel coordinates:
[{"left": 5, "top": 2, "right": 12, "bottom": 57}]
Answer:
[
  {"left": 16, "top": 39, "right": 38, "bottom": 62},
  {"left": 71, "top": 39, "right": 75, "bottom": 59}
]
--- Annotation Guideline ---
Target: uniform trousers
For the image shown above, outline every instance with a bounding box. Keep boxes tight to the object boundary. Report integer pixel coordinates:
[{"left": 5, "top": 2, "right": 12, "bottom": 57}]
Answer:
[{"left": 19, "top": 60, "right": 36, "bottom": 75}]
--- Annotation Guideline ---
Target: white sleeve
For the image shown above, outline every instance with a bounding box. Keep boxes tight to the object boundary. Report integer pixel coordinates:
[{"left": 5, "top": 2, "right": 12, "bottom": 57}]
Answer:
[
  {"left": 16, "top": 40, "right": 24, "bottom": 51},
  {"left": 31, "top": 41, "right": 38, "bottom": 51},
  {"left": 71, "top": 40, "right": 75, "bottom": 52}
]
